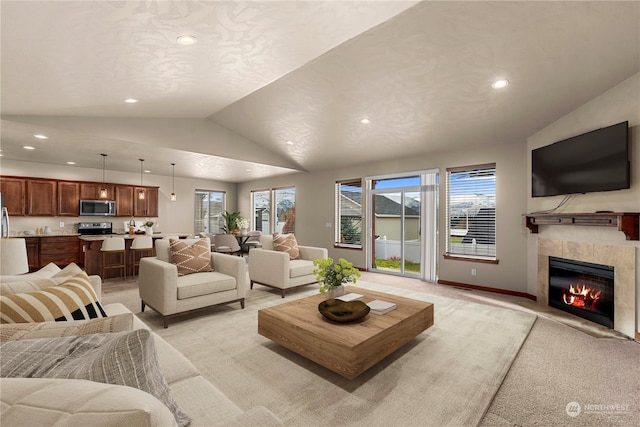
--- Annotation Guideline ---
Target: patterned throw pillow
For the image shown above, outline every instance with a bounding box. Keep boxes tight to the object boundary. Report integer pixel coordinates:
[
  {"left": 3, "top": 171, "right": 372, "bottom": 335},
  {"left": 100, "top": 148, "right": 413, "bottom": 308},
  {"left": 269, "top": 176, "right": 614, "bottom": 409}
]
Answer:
[
  {"left": 272, "top": 233, "right": 300, "bottom": 260},
  {"left": 0, "top": 329, "right": 191, "bottom": 427},
  {"left": 0, "top": 313, "right": 134, "bottom": 341},
  {"left": 169, "top": 238, "right": 213, "bottom": 276},
  {"left": 0, "top": 272, "right": 107, "bottom": 323}
]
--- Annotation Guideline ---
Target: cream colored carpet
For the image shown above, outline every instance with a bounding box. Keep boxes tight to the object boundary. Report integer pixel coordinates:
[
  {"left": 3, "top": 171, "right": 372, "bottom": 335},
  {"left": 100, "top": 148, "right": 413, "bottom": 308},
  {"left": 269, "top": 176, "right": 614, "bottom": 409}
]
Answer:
[{"left": 104, "top": 281, "right": 536, "bottom": 427}]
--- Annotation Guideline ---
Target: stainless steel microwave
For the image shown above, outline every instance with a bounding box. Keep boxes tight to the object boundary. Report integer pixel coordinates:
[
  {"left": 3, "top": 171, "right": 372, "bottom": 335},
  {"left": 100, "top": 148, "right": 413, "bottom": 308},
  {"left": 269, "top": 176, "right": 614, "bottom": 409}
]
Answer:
[{"left": 79, "top": 199, "right": 116, "bottom": 216}]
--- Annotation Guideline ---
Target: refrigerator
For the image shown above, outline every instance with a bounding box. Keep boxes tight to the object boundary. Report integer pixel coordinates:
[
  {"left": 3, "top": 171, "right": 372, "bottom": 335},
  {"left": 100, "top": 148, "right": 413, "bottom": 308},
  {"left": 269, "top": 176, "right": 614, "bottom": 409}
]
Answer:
[{"left": 0, "top": 192, "right": 10, "bottom": 238}]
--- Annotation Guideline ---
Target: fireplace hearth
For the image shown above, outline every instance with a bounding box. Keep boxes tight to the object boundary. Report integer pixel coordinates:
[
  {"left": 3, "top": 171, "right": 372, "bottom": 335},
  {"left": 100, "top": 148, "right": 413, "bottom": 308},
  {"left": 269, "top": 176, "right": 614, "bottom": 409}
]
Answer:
[{"left": 548, "top": 256, "right": 614, "bottom": 329}]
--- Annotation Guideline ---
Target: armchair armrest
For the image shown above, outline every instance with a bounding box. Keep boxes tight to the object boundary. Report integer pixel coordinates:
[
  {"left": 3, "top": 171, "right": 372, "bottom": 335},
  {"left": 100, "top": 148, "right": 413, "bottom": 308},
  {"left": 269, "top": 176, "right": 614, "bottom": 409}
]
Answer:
[
  {"left": 211, "top": 252, "right": 248, "bottom": 297},
  {"left": 248, "top": 249, "right": 289, "bottom": 287},
  {"left": 298, "top": 246, "right": 328, "bottom": 261},
  {"left": 138, "top": 257, "right": 178, "bottom": 314}
]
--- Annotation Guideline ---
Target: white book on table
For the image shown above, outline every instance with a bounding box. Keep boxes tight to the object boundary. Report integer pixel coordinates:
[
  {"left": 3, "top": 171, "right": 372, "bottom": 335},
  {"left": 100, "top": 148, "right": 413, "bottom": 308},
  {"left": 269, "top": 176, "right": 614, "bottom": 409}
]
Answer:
[
  {"left": 336, "top": 293, "right": 364, "bottom": 302},
  {"left": 367, "top": 299, "right": 397, "bottom": 314}
]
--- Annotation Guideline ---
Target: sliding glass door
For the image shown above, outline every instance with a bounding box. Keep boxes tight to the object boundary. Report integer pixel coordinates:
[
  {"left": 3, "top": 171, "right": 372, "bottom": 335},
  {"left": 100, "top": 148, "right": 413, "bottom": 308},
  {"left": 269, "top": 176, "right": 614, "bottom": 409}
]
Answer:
[{"left": 367, "top": 171, "right": 438, "bottom": 281}]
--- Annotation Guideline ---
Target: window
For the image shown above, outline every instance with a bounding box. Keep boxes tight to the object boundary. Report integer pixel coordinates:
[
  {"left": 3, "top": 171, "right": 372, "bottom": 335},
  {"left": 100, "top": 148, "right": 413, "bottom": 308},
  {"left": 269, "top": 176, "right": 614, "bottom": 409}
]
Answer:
[
  {"left": 274, "top": 187, "right": 295, "bottom": 234},
  {"left": 446, "top": 164, "right": 496, "bottom": 260},
  {"left": 194, "top": 190, "right": 225, "bottom": 235},
  {"left": 336, "top": 179, "right": 362, "bottom": 247},
  {"left": 251, "top": 190, "right": 270, "bottom": 233},
  {"left": 251, "top": 187, "right": 295, "bottom": 234}
]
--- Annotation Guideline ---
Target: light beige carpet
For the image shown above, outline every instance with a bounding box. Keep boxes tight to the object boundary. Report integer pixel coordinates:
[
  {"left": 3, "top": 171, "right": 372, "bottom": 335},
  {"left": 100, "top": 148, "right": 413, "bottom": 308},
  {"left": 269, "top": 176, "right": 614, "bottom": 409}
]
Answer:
[{"left": 105, "top": 281, "right": 536, "bottom": 427}]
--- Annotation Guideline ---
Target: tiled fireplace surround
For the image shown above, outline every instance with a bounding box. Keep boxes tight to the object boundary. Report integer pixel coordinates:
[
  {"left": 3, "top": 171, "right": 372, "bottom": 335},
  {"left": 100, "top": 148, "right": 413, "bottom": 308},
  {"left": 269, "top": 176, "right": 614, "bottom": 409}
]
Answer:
[{"left": 537, "top": 238, "right": 636, "bottom": 337}]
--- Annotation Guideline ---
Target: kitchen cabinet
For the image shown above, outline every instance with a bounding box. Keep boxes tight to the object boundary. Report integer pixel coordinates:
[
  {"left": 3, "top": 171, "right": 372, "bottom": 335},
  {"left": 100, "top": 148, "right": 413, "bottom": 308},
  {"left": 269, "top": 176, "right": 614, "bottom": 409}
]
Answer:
[
  {"left": 0, "top": 176, "right": 26, "bottom": 216},
  {"left": 27, "top": 179, "right": 57, "bottom": 216},
  {"left": 80, "top": 182, "right": 115, "bottom": 200},
  {"left": 39, "top": 236, "right": 83, "bottom": 269},
  {"left": 25, "top": 237, "right": 39, "bottom": 271},
  {"left": 115, "top": 185, "right": 134, "bottom": 217},
  {"left": 58, "top": 181, "right": 80, "bottom": 216},
  {"left": 134, "top": 186, "right": 159, "bottom": 217}
]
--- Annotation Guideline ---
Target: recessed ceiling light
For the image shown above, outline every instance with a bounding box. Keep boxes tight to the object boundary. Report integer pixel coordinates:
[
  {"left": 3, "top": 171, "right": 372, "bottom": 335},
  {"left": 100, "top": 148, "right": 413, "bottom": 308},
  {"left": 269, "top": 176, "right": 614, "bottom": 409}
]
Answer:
[
  {"left": 144, "top": 170, "right": 151, "bottom": 173},
  {"left": 286, "top": 140, "right": 294, "bottom": 145},
  {"left": 491, "top": 79, "right": 509, "bottom": 89},
  {"left": 33, "top": 134, "right": 48, "bottom": 140},
  {"left": 177, "top": 35, "right": 197, "bottom": 45},
  {"left": 124, "top": 98, "right": 138, "bottom": 104},
  {"left": 245, "top": 168, "right": 252, "bottom": 172},
  {"left": 23, "top": 146, "right": 35, "bottom": 150},
  {"left": 66, "top": 161, "right": 76, "bottom": 165},
  {"left": 360, "top": 118, "right": 371, "bottom": 125}
]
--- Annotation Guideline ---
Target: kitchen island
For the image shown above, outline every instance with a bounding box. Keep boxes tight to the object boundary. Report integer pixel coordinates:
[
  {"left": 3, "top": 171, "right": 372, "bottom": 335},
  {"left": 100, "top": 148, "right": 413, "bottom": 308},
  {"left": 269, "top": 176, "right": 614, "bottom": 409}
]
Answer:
[{"left": 80, "top": 233, "right": 191, "bottom": 279}]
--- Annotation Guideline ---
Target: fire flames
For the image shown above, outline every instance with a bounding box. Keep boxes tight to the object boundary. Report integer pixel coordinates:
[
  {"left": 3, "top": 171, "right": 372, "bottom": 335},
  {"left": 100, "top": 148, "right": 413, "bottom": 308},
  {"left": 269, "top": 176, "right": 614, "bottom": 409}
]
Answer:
[{"left": 562, "top": 283, "right": 602, "bottom": 309}]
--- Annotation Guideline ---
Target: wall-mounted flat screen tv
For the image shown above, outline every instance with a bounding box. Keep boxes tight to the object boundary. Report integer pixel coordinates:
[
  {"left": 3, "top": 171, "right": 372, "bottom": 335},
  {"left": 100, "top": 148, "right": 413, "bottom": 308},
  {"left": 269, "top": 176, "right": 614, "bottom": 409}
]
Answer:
[{"left": 532, "top": 121, "right": 630, "bottom": 197}]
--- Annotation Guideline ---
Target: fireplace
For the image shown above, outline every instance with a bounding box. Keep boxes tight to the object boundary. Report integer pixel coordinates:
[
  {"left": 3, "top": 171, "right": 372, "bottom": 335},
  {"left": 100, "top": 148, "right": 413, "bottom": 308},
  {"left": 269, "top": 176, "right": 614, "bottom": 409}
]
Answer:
[{"left": 548, "top": 256, "right": 614, "bottom": 329}]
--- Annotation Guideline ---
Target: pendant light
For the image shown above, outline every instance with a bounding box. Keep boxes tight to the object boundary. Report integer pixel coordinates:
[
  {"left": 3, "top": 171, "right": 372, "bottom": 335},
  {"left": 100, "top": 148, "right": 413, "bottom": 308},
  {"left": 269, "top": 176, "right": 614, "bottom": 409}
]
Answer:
[
  {"left": 138, "top": 159, "right": 145, "bottom": 200},
  {"left": 99, "top": 153, "right": 108, "bottom": 199},
  {"left": 170, "top": 163, "right": 177, "bottom": 201}
]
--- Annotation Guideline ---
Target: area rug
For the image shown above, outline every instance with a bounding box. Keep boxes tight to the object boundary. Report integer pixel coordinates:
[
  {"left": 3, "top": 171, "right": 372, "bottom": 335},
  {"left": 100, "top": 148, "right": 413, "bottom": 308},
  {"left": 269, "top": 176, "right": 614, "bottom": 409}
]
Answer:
[{"left": 107, "top": 281, "right": 537, "bottom": 427}]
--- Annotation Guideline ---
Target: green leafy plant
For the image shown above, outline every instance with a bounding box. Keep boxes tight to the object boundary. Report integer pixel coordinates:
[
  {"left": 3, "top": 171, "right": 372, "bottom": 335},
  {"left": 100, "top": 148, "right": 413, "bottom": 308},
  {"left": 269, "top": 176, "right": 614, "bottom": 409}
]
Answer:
[
  {"left": 221, "top": 211, "right": 240, "bottom": 234},
  {"left": 313, "top": 257, "right": 361, "bottom": 294},
  {"left": 143, "top": 219, "right": 155, "bottom": 227}
]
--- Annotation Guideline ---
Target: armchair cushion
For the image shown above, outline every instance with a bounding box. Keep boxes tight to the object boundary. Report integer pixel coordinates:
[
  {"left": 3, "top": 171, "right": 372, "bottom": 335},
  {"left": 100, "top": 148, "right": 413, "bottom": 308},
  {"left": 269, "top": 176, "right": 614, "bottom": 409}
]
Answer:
[
  {"left": 177, "top": 271, "right": 236, "bottom": 299},
  {"left": 289, "top": 259, "right": 315, "bottom": 278},
  {"left": 0, "top": 272, "right": 107, "bottom": 323},
  {"left": 272, "top": 233, "right": 300, "bottom": 259},
  {"left": 169, "top": 238, "right": 212, "bottom": 276}
]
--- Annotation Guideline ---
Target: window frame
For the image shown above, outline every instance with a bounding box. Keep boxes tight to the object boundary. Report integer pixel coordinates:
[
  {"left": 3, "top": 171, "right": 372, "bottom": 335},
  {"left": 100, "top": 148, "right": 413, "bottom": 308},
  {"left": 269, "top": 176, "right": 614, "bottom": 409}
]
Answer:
[
  {"left": 251, "top": 186, "right": 296, "bottom": 234},
  {"left": 445, "top": 163, "right": 498, "bottom": 264},
  {"left": 335, "top": 178, "right": 363, "bottom": 249},
  {"left": 194, "top": 189, "right": 226, "bottom": 235}
]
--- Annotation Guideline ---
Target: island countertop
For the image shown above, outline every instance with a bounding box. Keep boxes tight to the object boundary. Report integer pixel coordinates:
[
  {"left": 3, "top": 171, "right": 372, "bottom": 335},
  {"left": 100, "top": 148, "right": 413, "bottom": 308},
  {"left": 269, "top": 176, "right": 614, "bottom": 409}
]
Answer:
[{"left": 79, "top": 233, "right": 191, "bottom": 241}]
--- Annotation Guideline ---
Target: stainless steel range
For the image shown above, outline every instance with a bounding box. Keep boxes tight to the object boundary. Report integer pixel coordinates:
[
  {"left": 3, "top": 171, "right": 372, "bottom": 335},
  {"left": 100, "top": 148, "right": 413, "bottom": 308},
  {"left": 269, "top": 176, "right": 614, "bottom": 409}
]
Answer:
[{"left": 78, "top": 222, "right": 113, "bottom": 235}]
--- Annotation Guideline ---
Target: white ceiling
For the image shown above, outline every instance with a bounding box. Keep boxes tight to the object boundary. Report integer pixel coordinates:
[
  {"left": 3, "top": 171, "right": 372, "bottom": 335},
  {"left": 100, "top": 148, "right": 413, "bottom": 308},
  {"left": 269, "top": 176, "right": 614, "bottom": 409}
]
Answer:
[{"left": 1, "top": 1, "right": 639, "bottom": 182}]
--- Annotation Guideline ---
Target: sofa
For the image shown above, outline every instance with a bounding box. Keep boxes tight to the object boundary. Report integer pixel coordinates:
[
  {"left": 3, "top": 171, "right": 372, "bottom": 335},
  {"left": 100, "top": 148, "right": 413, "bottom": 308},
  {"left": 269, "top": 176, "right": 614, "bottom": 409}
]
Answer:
[
  {"left": 138, "top": 238, "right": 248, "bottom": 328},
  {"left": 0, "top": 269, "right": 282, "bottom": 427},
  {"left": 248, "top": 234, "right": 328, "bottom": 297}
]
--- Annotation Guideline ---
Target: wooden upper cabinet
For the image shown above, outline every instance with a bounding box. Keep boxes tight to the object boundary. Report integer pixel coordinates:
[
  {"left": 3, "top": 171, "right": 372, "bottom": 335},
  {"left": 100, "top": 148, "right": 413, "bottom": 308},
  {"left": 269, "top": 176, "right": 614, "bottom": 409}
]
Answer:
[
  {"left": 58, "top": 181, "right": 80, "bottom": 216},
  {"left": 80, "top": 182, "right": 115, "bottom": 200},
  {"left": 0, "top": 177, "right": 26, "bottom": 216},
  {"left": 134, "top": 187, "right": 159, "bottom": 217},
  {"left": 27, "top": 179, "right": 57, "bottom": 216},
  {"left": 115, "top": 185, "right": 134, "bottom": 217}
]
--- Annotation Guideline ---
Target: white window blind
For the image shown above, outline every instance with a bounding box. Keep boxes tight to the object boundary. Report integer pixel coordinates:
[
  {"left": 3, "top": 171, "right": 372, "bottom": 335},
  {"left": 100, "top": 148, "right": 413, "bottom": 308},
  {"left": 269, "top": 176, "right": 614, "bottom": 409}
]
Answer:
[{"left": 446, "top": 164, "right": 496, "bottom": 259}]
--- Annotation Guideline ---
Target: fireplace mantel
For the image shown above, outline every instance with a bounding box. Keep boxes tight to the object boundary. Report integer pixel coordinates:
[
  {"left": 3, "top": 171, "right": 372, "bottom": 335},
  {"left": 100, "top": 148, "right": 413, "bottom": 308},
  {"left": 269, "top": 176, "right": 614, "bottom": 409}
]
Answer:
[{"left": 524, "top": 212, "right": 640, "bottom": 241}]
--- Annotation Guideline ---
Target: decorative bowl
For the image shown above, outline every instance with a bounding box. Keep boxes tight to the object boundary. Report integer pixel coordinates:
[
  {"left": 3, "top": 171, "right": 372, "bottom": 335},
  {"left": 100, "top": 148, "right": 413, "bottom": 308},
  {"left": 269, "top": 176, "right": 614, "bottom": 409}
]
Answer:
[{"left": 318, "top": 299, "right": 370, "bottom": 323}]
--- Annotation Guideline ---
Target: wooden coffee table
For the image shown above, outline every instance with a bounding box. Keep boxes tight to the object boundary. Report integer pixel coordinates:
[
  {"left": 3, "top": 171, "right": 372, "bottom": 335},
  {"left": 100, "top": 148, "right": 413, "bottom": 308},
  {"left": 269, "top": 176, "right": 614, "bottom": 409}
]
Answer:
[{"left": 258, "top": 286, "right": 434, "bottom": 379}]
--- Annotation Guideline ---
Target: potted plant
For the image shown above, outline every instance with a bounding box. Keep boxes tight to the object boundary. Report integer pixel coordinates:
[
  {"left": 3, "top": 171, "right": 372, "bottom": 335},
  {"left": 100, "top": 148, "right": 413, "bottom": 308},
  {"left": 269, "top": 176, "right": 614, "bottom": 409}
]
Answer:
[
  {"left": 313, "top": 257, "right": 361, "bottom": 297},
  {"left": 143, "top": 219, "right": 155, "bottom": 235},
  {"left": 221, "top": 211, "right": 240, "bottom": 234}
]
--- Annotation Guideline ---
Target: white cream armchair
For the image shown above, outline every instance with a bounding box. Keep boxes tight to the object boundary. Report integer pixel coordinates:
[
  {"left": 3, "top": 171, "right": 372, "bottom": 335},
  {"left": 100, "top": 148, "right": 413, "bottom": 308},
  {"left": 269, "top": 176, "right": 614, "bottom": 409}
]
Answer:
[
  {"left": 248, "top": 234, "right": 328, "bottom": 298},
  {"left": 138, "top": 238, "right": 248, "bottom": 328}
]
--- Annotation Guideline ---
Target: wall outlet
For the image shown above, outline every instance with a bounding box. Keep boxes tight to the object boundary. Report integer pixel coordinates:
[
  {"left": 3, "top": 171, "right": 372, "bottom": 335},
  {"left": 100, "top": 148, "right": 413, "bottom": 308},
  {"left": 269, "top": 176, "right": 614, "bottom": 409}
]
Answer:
[
  {"left": 59, "top": 221, "right": 64, "bottom": 228},
  {"left": 325, "top": 222, "right": 332, "bottom": 228},
  {"left": 471, "top": 268, "right": 477, "bottom": 276}
]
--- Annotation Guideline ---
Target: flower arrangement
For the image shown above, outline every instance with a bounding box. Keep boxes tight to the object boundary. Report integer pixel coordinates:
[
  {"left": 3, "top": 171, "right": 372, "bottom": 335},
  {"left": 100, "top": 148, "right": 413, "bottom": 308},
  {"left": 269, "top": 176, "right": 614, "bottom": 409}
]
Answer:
[
  {"left": 236, "top": 217, "right": 250, "bottom": 230},
  {"left": 313, "top": 257, "right": 361, "bottom": 294}
]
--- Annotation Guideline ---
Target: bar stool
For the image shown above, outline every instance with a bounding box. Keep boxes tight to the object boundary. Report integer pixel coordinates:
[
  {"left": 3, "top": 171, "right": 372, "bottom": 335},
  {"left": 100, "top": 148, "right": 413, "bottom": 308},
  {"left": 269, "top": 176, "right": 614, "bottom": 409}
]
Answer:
[
  {"left": 129, "top": 236, "right": 153, "bottom": 277},
  {"left": 101, "top": 237, "right": 126, "bottom": 280}
]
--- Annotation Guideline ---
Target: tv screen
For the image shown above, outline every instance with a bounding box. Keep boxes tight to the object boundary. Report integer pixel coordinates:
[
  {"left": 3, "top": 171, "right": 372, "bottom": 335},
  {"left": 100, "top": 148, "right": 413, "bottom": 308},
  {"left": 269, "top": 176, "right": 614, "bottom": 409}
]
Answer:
[{"left": 532, "top": 121, "right": 630, "bottom": 197}]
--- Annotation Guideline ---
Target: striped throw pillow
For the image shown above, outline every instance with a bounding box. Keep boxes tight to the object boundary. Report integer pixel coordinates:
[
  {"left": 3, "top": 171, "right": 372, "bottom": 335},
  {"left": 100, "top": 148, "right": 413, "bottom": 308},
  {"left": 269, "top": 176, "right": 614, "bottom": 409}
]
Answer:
[
  {"left": 0, "top": 272, "right": 106, "bottom": 323},
  {"left": 169, "top": 238, "right": 213, "bottom": 276},
  {"left": 0, "top": 313, "right": 133, "bottom": 341},
  {"left": 272, "top": 233, "right": 300, "bottom": 260}
]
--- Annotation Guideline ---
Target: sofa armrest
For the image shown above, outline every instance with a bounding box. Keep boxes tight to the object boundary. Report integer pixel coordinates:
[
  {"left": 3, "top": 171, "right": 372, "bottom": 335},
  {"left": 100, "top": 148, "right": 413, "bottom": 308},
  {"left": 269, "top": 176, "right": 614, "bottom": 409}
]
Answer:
[
  {"left": 211, "top": 252, "right": 248, "bottom": 297},
  {"left": 248, "top": 249, "right": 289, "bottom": 287},
  {"left": 139, "top": 257, "right": 178, "bottom": 314},
  {"left": 88, "top": 275, "right": 102, "bottom": 300},
  {"left": 298, "top": 246, "right": 328, "bottom": 261}
]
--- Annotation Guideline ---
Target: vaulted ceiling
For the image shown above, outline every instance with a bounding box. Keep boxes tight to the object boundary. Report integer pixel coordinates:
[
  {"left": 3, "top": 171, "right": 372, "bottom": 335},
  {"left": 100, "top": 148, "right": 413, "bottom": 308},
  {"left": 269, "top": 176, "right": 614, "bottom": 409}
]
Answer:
[{"left": 1, "top": 1, "right": 638, "bottom": 182}]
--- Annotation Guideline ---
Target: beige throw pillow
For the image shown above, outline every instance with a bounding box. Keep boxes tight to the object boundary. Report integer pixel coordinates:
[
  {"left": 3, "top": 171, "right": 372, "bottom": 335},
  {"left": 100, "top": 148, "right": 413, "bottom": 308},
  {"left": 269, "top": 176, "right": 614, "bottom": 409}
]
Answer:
[
  {"left": 272, "top": 233, "right": 300, "bottom": 260},
  {"left": 0, "top": 313, "right": 134, "bottom": 341},
  {"left": 0, "top": 272, "right": 107, "bottom": 323},
  {"left": 169, "top": 238, "right": 213, "bottom": 276}
]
